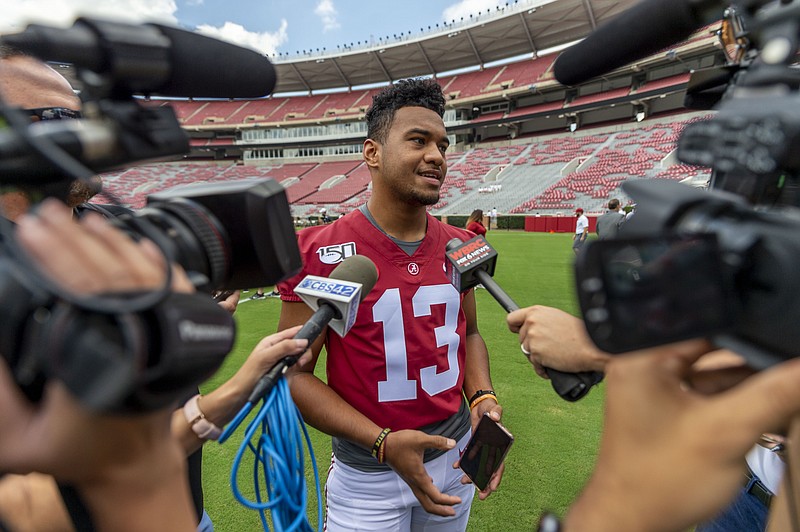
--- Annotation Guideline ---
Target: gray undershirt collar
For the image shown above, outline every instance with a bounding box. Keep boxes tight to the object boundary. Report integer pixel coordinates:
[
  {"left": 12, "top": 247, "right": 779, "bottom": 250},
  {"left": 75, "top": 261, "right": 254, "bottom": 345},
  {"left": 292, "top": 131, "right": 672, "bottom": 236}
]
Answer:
[{"left": 359, "top": 204, "right": 422, "bottom": 256}]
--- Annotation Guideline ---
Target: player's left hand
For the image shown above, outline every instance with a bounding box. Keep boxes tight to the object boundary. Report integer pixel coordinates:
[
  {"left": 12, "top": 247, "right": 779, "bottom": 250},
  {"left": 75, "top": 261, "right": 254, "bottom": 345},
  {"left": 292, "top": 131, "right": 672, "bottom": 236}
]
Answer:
[
  {"left": 382, "top": 429, "right": 463, "bottom": 516},
  {"left": 457, "top": 400, "right": 504, "bottom": 499}
]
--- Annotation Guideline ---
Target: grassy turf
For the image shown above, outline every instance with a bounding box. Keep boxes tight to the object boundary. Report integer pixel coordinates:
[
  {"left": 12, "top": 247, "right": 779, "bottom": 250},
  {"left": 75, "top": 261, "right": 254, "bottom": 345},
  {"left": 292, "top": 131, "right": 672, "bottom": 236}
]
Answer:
[{"left": 200, "top": 231, "right": 605, "bottom": 531}]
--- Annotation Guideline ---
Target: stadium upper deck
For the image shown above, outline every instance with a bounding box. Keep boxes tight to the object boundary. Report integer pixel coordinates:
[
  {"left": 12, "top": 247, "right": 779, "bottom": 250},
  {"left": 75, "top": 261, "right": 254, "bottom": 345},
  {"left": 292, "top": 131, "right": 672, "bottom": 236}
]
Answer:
[
  {"left": 140, "top": 0, "right": 723, "bottom": 161},
  {"left": 266, "top": 0, "right": 643, "bottom": 94}
]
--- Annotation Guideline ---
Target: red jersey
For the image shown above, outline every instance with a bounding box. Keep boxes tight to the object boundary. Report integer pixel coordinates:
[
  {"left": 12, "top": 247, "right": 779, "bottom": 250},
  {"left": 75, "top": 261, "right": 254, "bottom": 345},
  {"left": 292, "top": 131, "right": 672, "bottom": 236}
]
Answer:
[
  {"left": 466, "top": 221, "right": 486, "bottom": 236},
  {"left": 278, "top": 210, "right": 474, "bottom": 430}
]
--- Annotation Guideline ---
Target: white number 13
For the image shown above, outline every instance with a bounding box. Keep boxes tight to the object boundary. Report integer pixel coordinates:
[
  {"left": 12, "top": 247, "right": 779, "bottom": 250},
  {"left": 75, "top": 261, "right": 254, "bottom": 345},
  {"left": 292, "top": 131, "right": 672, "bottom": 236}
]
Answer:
[{"left": 373, "top": 284, "right": 461, "bottom": 403}]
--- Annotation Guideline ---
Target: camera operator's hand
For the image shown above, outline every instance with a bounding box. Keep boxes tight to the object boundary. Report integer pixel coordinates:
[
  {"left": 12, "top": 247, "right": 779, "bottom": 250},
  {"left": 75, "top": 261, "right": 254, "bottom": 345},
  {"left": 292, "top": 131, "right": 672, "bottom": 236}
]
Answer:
[
  {"left": 215, "top": 290, "right": 241, "bottom": 314},
  {"left": 16, "top": 198, "right": 194, "bottom": 295},
  {"left": 507, "top": 305, "right": 610, "bottom": 378},
  {"left": 563, "top": 340, "right": 800, "bottom": 532},
  {"left": 2, "top": 200, "right": 196, "bottom": 531}
]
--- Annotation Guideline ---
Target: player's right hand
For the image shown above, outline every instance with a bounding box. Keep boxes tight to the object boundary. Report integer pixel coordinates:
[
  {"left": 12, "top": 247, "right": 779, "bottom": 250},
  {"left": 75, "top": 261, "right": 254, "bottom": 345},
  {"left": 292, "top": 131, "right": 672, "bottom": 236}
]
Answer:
[{"left": 382, "top": 429, "right": 462, "bottom": 516}]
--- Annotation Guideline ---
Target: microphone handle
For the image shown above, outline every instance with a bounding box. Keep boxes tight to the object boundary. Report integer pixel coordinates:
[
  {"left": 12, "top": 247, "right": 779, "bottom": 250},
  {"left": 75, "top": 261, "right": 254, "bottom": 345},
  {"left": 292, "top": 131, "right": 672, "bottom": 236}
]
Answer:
[
  {"left": 247, "top": 303, "right": 338, "bottom": 403},
  {"left": 475, "top": 269, "right": 519, "bottom": 313},
  {"left": 474, "top": 269, "right": 603, "bottom": 402}
]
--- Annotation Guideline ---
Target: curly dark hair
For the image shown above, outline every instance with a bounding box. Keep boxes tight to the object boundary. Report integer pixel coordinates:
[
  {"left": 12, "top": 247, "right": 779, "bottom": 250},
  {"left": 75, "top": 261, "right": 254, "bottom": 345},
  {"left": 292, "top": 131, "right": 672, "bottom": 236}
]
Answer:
[{"left": 365, "top": 78, "right": 446, "bottom": 143}]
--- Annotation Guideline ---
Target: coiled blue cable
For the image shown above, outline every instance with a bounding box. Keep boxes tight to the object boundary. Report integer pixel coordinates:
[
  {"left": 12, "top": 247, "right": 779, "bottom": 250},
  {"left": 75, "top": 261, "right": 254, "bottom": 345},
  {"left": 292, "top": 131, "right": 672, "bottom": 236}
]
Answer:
[{"left": 221, "top": 377, "right": 322, "bottom": 532}]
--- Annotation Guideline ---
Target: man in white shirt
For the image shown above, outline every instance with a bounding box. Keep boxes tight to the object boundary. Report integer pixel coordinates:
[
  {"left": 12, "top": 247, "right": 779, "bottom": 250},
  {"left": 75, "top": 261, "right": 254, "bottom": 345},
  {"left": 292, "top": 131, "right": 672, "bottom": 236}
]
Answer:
[{"left": 573, "top": 207, "right": 589, "bottom": 255}]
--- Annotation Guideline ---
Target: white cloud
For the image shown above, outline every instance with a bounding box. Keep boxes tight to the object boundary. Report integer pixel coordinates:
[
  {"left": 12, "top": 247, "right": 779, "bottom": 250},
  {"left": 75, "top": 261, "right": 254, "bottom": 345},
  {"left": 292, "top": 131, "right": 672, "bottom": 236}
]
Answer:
[
  {"left": 186, "top": 0, "right": 204, "bottom": 5},
  {"left": 2, "top": 0, "right": 178, "bottom": 33},
  {"left": 442, "top": 0, "right": 503, "bottom": 23},
  {"left": 195, "top": 19, "right": 289, "bottom": 56},
  {"left": 314, "top": 0, "right": 340, "bottom": 32},
  {"left": 2, "top": 0, "right": 288, "bottom": 57},
  {"left": 2, "top": 1, "right": 284, "bottom": 57}
]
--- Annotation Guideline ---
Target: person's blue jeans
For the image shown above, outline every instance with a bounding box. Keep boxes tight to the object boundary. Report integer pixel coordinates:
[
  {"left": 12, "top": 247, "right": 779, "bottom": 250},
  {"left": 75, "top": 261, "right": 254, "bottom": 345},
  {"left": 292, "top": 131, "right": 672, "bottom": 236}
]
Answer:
[{"left": 695, "top": 484, "right": 769, "bottom": 532}]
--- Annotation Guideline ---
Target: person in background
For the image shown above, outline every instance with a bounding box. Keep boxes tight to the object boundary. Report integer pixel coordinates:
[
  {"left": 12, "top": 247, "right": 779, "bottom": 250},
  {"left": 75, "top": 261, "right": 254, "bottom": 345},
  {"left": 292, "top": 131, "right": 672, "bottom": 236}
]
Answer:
[
  {"left": 489, "top": 206, "right": 498, "bottom": 230},
  {"left": 626, "top": 203, "right": 637, "bottom": 221},
  {"left": 251, "top": 288, "right": 266, "bottom": 299},
  {"left": 573, "top": 207, "right": 589, "bottom": 255},
  {"left": 595, "top": 198, "right": 625, "bottom": 240},
  {"left": 466, "top": 209, "right": 487, "bottom": 237}
]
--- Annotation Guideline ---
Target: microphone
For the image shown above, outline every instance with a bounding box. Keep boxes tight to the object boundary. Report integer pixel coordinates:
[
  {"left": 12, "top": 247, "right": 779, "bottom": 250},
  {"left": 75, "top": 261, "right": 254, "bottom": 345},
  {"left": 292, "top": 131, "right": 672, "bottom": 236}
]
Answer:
[
  {"left": 445, "top": 236, "right": 603, "bottom": 402},
  {"left": 247, "top": 255, "right": 379, "bottom": 403},
  {"left": 2, "top": 17, "right": 276, "bottom": 98},
  {"left": 553, "top": 0, "right": 723, "bottom": 86}
]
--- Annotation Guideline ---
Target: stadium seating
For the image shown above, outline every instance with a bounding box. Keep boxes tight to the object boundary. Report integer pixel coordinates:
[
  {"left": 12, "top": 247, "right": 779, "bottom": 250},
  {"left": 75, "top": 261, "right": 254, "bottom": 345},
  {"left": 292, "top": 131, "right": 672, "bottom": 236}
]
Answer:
[
  {"left": 301, "top": 163, "right": 371, "bottom": 205},
  {"left": 97, "top": 111, "right": 713, "bottom": 215},
  {"left": 284, "top": 160, "right": 363, "bottom": 203},
  {"left": 169, "top": 53, "right": 567, "bottom": 127}
]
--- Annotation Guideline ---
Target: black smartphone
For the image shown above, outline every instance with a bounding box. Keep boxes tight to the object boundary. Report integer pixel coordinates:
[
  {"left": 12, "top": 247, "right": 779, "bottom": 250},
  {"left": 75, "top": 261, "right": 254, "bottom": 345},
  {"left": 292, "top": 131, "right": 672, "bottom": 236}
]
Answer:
[
  {"left": 459, "top": 414, "right": 514, "bottom": 491},
  {"left": 575, "top": 233, "right": 735, "bottom": 354},
  {"left": 212, "top": 290, "right": 235, "bottom": 302}
]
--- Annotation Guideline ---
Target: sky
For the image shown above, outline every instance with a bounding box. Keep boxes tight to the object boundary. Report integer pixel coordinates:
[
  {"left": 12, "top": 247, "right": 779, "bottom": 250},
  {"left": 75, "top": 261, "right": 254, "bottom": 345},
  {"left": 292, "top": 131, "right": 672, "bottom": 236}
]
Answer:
[{"left": 3, "top": 0, "right": 532, "bottom": 59}]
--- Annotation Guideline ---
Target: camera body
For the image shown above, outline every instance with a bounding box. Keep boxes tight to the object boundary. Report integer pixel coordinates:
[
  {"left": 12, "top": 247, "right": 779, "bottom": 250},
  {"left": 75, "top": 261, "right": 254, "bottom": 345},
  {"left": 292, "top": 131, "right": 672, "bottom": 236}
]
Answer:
[
  {"left": 576, "top": 179, "right": 800, "bottom": 369},
  {"left": 129, "top": 178, "right": 302, "bottom": 293},
  {"left": 574, "top": 1, "right": 800, "bottom": 368},
  {"left": 0, "top": 178, "right": 302, "bottom": 412},
  {"left": 0, "top": 18, "right": 298, "bottom": 412}
]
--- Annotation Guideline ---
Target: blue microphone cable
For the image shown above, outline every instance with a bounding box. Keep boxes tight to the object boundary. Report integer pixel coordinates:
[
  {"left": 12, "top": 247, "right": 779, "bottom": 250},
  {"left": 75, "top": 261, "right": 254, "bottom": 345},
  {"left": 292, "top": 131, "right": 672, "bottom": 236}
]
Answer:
[{"left": 220, "top": 375, "right": 322, "bottom": 532}]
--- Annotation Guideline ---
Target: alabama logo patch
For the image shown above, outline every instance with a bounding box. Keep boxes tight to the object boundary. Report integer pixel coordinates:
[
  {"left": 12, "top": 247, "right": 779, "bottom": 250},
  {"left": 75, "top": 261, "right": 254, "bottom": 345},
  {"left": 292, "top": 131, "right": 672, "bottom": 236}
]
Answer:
[{"left": 317, "top": 242, "right": 357, "bottom": 265}]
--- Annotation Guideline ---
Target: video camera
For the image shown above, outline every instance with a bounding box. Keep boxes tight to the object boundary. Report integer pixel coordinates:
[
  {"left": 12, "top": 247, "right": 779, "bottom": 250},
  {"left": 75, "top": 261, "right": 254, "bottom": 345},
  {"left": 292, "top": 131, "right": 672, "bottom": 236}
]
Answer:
[
  {"left": 0, "top": 18, "right": 302, "bottom": 412},
  {"left": 573, "top": 0, "right": 800, "bottom": 369}
]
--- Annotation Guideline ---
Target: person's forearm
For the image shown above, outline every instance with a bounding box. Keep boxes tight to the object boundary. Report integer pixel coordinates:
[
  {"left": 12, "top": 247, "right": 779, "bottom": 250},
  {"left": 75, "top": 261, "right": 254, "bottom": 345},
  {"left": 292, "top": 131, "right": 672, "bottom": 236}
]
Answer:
[
  {"left": 290, "top": 373, "right": 383, "bottom": 449},
  {"left": 172, "top": 380, "right": 245, "bottom": 455},
  {"left": 462, "top": 333, "right": 493, "bottom": 400},
  {"left": 579, "top": 343, "right": 611, "bottom": 373}
]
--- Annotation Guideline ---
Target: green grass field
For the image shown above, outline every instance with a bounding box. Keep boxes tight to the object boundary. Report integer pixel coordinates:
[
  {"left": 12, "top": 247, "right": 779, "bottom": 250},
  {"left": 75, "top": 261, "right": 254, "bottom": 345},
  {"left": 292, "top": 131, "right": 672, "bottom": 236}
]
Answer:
[{"left": 200, "top": 231, "right": 605, "bottom": 531}]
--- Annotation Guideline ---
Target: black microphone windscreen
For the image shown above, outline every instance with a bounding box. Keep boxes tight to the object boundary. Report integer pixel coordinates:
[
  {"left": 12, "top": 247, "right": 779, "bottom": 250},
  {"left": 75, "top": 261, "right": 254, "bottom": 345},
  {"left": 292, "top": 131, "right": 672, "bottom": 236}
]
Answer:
[
  {"left": 553, "top": 0, "right": 700, "bottom": 86},
  {"left": 152, "top": 24, "right": 276, "bottom": 98},
  {"left": 328, "top": 255, "right": 378, "bottom": 301},
  {"left": 2, "top": 19, "right": 276, "bottom": 99}
]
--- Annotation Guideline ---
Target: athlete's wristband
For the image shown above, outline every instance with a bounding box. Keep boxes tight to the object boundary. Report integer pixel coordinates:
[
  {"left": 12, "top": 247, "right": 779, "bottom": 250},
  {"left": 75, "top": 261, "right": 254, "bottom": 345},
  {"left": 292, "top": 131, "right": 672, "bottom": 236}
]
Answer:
[
  {"left": 468, "top": 389, "right": 497, "bottom": 410},
  {"left": 372, "top": 427, "right": 391, "bottom": 462},
  {"left": 183, "top": 394, "right": 222, "bottom": 441}
]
